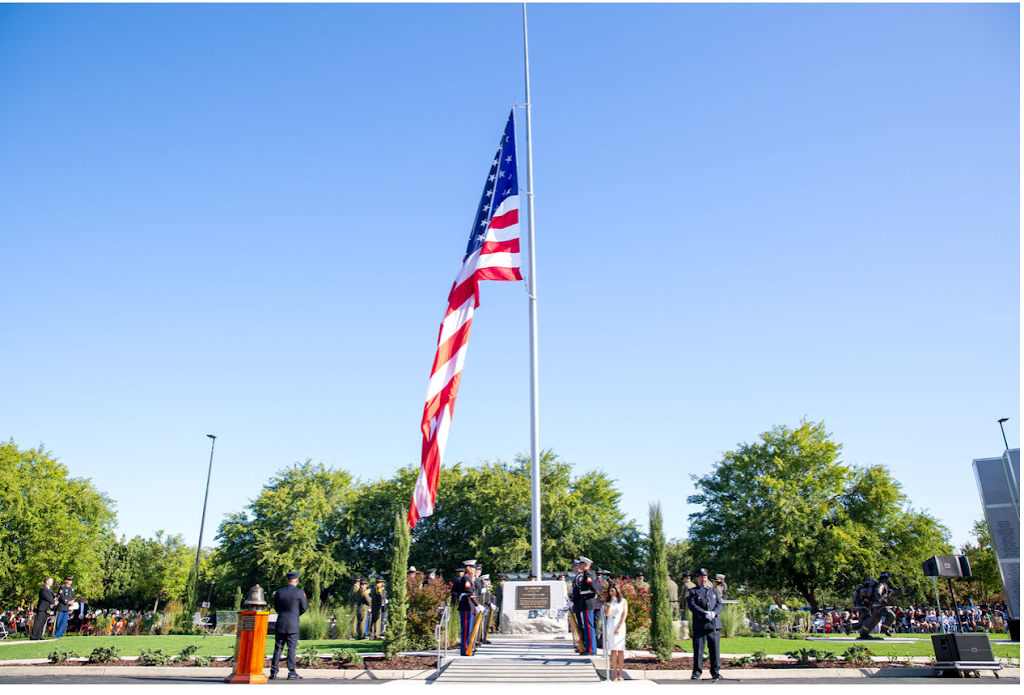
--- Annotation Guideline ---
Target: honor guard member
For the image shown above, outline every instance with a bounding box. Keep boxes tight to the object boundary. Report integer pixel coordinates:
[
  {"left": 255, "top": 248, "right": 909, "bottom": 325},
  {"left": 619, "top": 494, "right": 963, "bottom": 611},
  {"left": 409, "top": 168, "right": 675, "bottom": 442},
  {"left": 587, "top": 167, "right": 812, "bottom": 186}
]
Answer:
[
  {"left": 714, "top": 574, "right": 728, "bottom": 600},
  {"left": 573, "top": 557, "right": 599, "bottom": 654},
  {"left": 473, "top": 566, "right": 487, "bottom": 647},
  {"left": 450, "top": 568, "right": 464, "bottom": 609},
  {"left": 31, "top": 577, "right": 55, "bottom": 640},
  {"left": 452, "top": 561, "right": 483, "bottom": 655},
  {"left": 54, "top": 576, "right": 75, "bottom": 638},
  {"left": 422, "top": 569, "right": 437, "bottom": 587},
  {"left": 478, "top": 574, "right": 494, "bottom": 645},
  {"left": 635, "top": 572, "right": 649, "bottom": 593},
  {"left": 270, "top": 572, "right": 308, "bottom": 680},
  {"left": 667, "top": 574, "right": 681, "bottom": 620},
  {"left": 355, "top": 579, "right": 371, "bottom": 639},
  {"left": 686, "top": 568, "right": 723, "bottom": 682},
  {"left": 682, "top": 571, "right": 696, "bottom": 592},
  {"left": 370, "top": 577, "right": 387, "bottom": 639}
]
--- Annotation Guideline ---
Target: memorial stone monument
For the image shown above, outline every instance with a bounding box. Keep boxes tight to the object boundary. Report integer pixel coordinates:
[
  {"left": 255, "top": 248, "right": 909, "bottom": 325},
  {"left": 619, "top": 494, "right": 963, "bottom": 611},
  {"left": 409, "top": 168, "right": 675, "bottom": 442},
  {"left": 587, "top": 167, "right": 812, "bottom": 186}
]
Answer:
[{"left": 499, "top": 580, "right": 570, "bottom": 634}]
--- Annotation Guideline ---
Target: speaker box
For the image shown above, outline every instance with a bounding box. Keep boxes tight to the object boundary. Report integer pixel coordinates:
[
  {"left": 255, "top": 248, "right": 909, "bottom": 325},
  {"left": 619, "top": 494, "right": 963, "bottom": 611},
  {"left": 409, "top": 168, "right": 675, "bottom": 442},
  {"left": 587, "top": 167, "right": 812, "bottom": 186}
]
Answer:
[
  {"left": 922, "top": 555, "right": 963, "bottom": 577},
  {"left": 931, "top": 634, "right": 995, "bottom": 662}
]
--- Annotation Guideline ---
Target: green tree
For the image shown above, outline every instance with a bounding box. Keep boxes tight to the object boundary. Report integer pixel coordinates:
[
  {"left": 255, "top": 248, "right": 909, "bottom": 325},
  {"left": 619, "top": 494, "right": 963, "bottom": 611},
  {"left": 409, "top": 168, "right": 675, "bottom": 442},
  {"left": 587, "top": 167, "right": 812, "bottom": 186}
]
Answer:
[
  {"left": 647, "top": 503, "right": 673, "bottom": 662},
  {"left": 954, "top": 518, "right": 1003, "bottom": 604},
  {"left": 0, "top": 440, "right": 116, "bottom": 603},
  {"left": 687, "top": 420, "right": 951, "bottom": 609},
  {"left": 383, "top": 510, "right": 410, "bottom": 660},
  {"left": 213, "top": 461, "right": 357, "bottom": 599},
  {"left": 134, "top": 531, "right": 194, "bottom": 612},
  {"left": 665, "top": 538, "right": 692, "bottom": 584}
]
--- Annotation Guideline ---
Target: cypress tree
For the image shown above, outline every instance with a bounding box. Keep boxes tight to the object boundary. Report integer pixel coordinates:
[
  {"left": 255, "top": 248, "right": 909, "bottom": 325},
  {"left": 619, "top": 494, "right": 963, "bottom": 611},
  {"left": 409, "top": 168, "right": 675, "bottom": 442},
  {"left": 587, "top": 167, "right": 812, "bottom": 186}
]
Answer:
[
  {"left": 233, "top": 586, "right": 243, "bottom": 612},
  {"left": 310, "top": 570, "right": 322, "bottom": 611},
  {"left": 648, "top": 502, "right": 674, "bottom": 662},
  {"left": 383, "top": 510, "right": 410, "bottom": 660}
]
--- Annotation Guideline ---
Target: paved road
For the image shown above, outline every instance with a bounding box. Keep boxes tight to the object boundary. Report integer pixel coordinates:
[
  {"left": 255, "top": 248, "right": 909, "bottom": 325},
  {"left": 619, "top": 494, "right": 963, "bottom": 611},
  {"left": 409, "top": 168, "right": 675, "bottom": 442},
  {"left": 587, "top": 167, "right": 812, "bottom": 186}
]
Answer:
[{"left": 650, "top": 677, "right": 1019, "bottom": 685}]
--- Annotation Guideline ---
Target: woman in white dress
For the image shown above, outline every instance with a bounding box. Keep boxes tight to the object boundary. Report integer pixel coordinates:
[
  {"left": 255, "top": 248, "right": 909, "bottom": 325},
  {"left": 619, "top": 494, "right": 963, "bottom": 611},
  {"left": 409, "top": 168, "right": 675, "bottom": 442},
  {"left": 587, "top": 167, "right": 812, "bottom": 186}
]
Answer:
[{"left": 604, "top": 582, "right": 628, "bottom": 681}]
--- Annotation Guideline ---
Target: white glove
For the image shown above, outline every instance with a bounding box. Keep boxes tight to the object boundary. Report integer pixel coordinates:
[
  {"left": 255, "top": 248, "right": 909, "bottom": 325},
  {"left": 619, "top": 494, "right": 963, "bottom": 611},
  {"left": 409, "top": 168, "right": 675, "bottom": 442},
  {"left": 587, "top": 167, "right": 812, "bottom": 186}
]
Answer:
[
  {"left": 705, "top": 611, "right": 715, "bottom": 620},
  {"left": 474, "top": 605, "right": 484, "bottom": 614}
]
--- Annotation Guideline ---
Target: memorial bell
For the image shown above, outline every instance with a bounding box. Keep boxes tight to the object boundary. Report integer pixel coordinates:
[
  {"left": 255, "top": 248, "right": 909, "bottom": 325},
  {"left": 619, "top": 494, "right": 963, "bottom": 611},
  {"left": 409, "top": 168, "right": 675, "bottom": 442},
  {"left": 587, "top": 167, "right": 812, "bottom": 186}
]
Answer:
[{"left": 243, "top": 584, "right": 267, "bottom": 608}]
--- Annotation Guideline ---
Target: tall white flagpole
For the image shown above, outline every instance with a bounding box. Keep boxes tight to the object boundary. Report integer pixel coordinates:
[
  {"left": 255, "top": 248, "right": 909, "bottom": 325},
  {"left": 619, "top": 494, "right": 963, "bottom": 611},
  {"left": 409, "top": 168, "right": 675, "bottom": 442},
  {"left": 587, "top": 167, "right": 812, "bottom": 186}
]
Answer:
[{"left": 523, "top": 2, "right": 542, "bottom": 579}]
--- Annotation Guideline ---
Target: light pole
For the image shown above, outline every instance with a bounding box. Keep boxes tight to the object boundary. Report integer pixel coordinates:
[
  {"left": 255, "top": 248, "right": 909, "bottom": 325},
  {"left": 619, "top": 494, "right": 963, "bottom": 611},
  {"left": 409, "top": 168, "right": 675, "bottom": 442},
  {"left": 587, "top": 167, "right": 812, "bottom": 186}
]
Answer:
[
  {"left": 195, "top": 434, "right": 217, "bottom": 578},
  {"left": 997, "top": 418, "right": 1010, "bottom": 451}
]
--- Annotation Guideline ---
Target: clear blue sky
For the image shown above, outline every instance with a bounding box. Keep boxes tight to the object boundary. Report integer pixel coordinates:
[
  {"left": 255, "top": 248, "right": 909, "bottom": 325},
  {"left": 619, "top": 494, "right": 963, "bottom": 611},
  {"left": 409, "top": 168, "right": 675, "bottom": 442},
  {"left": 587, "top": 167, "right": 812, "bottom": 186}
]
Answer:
[{"left": 1, "top": 4, "right": 1018, "bottom": 555}]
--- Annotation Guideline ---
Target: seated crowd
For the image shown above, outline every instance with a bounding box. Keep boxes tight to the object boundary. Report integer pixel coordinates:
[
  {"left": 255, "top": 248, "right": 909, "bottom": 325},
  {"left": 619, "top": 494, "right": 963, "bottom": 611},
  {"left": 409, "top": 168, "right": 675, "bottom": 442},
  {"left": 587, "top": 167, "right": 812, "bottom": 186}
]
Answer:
[
  {"left": 805, "top": 603, "right": 1009, "bottom": 635},
  {"left": 1, "top": 607, "right": 156, "bottom": 638}
]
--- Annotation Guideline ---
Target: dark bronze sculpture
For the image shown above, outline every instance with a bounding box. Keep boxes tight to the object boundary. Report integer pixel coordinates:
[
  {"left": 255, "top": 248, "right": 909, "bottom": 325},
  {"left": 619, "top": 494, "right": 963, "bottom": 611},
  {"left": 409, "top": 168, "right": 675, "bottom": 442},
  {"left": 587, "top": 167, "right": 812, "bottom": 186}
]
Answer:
[{"left": 857, "top": 571, "right": 906, "bottom": 640}]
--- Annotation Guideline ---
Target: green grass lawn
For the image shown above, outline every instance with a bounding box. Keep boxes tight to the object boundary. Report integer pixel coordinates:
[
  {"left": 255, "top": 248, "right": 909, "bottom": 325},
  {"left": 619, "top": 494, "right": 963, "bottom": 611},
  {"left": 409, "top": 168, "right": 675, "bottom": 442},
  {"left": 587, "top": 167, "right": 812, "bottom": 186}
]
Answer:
[
  {"left": 0, "top": 635, "right": 382, "bottom": 662},
  {"left": 674, "top": 635, "right": 1019, "bottom": 660}
]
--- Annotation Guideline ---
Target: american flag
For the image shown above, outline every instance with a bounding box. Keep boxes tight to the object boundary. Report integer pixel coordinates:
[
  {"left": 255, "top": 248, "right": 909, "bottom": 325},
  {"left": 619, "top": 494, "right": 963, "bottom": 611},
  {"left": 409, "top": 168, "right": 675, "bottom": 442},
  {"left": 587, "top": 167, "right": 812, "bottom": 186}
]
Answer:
[{"left": 408, "top": 111, "right": 523, "bottom": 528}]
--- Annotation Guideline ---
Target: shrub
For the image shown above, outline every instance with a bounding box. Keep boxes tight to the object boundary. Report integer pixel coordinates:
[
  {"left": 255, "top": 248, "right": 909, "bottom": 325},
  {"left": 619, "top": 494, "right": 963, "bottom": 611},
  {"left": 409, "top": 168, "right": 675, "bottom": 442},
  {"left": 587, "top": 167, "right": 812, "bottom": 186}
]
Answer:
[
  {"left": 168, "top": 609, "right": 200, "bottom": 635},
  {"left": 299, "top": 606, "right": 330, "bottom": 641},
  {"left": 139, "top": 648, "right": 173, "bottom": 666},
  {"left": 298, "top": 645, "right": 321, "bottom": 668},
  {"left": 719, "top": 604, "right": 743, "bottom": 638},
  {"left": 784, "top": 648, "right": 818, "bottom": 665},
  {"left": 726, "top": 656, "right": 752, "bottom": 667},
  {"left": 817, "top": 650, "right": 838, "bottom": 662},
  {"left": 94, "top": 613, "right": 113, "bottom": 635},
  {"left": 751, "top": 649, "right": 770, "bottom": 664},
  {"left": 88, "top": 646, "right": 120, "bottom": 664},
  {"left": 332, "top": 648, "right": 364, "bottom": 666},
  {"left": 405, "top": 577, "right": 452, "bottom": 650},
  {"left": 616, "top": 577, "right": 651, "bottom": 650},
  {"left": 842, "top": 644, "right": 872, "bottom": 665},
  {"left": 331, "top": 605, "right": 355, "bottom": 639},
  {"left": 383, "top": 510, "right": 410, "bottom": 660},
  {"left": 177, "top": 643, "right": 201, "bottom": 661},
  {"left": 193, "top": 654, "right": 213, "bottom": 667},
  {"left": 48, "top": 647, "right": 79, "bottom": 664}
]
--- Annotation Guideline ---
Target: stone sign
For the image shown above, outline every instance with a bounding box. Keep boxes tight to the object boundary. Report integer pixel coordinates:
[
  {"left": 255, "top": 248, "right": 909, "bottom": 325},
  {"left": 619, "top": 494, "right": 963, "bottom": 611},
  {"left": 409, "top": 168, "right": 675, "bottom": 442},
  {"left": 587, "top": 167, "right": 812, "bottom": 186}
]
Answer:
[
  {"left": 515, "top": 585, "right": 551, "bottom": 610},
  {"left": 500, "top": 580, "right": 569, "bottom": 635}
]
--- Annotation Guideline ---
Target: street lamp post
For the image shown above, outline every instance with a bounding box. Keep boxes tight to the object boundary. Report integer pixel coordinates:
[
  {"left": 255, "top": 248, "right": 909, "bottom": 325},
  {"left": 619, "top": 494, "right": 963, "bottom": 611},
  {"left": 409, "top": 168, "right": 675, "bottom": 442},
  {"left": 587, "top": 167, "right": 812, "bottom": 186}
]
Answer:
[
  {"left": 195, "top": 434, "right": 217, "bottom": 578},
  {"left": 997, "top": 418, "right": 1010, "bottom": 451}
]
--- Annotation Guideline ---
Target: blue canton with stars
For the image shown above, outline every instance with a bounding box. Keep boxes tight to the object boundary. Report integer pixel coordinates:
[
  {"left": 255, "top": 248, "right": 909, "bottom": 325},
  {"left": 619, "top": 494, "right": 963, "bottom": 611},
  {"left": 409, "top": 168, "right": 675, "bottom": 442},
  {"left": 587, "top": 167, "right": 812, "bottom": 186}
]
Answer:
[{"left": 464, "top": 110, "right": 518, "bottom": 260}]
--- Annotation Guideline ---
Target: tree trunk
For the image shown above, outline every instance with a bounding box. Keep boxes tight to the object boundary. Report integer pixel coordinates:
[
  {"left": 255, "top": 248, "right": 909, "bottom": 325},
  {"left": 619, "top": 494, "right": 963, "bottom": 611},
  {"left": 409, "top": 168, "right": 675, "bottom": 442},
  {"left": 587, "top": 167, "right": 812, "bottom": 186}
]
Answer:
[{"left": 153, "top": 598, "right": 159, "bottom": 613}]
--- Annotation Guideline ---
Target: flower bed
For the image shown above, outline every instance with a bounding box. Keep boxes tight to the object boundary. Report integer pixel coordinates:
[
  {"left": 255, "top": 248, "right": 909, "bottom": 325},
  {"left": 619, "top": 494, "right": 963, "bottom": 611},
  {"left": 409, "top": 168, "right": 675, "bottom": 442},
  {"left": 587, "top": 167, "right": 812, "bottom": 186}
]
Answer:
[{"left": 624, "top": 656, "right": 926, "bottom": 671}]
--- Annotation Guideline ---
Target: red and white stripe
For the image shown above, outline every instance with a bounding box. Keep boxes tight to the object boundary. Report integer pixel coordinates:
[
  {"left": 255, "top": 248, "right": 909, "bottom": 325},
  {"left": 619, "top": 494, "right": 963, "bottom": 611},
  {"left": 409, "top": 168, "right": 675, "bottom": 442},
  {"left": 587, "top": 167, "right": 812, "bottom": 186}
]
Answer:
[{"left": 408, "top": 195, "right": 522, "bottom": 527}]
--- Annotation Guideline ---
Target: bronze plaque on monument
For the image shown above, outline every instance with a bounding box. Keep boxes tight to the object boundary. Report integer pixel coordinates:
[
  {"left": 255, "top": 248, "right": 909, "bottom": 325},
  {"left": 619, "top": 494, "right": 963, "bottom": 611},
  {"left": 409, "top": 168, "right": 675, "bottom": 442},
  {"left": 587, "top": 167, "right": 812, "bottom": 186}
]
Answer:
[
  {"left": 515, "top": 584, "right": 551, "bottom": 610},
  {"left": 240, "top": 615, "right": 256, "bottom": 632}
]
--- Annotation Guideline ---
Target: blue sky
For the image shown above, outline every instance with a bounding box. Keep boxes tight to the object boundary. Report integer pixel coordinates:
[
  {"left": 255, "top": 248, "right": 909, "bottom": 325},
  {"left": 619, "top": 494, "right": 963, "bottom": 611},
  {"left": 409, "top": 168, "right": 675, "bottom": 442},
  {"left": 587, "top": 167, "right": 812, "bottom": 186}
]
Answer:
[{"left": 1, "top": 3, "right": 1018, "bottom": 555}]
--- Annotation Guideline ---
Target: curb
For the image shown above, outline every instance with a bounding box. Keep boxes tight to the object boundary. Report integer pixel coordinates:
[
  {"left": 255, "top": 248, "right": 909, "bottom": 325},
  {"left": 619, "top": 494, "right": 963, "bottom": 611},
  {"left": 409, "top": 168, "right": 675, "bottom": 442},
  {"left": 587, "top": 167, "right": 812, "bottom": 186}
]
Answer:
[
  {"left": 0, "top": 666, "right": 437, "bottom": 680},
  {"left": 603, "top": 667, "right": 1020, "bottom": 680}
]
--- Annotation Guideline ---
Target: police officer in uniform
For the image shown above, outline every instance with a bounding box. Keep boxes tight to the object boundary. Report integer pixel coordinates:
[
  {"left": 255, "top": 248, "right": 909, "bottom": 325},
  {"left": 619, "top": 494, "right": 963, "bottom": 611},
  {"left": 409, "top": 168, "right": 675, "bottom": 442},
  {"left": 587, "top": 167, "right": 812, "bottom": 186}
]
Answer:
[
  {"left": 714, "top": 574, "right": 728, "bottom": 600},
  {"left": 682, "top": 571, "right": 696, "bottom": 592},
  {"left": 573, "top": 557, "right": 600, "bottom": 655},
  {"left": 31, "top": 577, "right": 55, "bottom": 640},
  {"left": 686, "top": 568, "right": 723, "bottom": 682},
  {"left": 54, "top": 576, "right": 75, "bottom": 638},
  {"left": 270, "top": 571, "right": 308, "bottom": 680},
  {"left": 452, "top": 560, "right": 483, "bottom": 655}
]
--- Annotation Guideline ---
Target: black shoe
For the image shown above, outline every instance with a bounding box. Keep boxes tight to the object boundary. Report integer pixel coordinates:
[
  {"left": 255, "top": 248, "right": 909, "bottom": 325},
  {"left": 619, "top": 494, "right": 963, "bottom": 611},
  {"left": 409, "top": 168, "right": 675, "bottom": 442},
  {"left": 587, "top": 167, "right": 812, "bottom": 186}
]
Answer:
[
  {"left": 269, "top": 671, "right": 278, "bottom": 680},
  {"left": 287, "top": 672, "right": 303, "bottom": 680},
  {"left": 711, "top": 675, "right": 722, "bottom": 682},
  {"left": 691, "top": 673, "right": 702, "bottom": 680}
]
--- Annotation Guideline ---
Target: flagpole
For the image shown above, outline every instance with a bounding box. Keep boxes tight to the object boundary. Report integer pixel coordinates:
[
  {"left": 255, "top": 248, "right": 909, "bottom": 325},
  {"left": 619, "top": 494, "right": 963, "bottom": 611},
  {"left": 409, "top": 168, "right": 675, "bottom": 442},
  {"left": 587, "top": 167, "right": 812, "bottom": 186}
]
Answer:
[{"left": 523, "top": 2, "right": 542, "bottom": 580}]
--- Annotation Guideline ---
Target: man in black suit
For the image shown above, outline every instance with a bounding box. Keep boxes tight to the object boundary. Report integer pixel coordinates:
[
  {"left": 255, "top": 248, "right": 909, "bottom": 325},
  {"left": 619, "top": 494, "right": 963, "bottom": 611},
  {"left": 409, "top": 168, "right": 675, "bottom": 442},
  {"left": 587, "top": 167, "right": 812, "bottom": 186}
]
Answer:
[
  {"left": 270, "top": 572, "right": 308, "bottom": 680},
  {"left": 686, "top": 568, "right": 723, "bottom": 682},
  {"left": 30, "top": 577, "right": 55, "bottom": 640}
]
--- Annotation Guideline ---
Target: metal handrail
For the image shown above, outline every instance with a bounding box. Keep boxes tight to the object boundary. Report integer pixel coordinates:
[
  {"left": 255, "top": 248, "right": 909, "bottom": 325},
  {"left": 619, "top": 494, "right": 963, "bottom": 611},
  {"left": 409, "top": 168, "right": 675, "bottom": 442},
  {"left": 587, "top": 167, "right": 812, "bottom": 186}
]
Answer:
[{"left": 434, "top": 602, "right": 451, "bottom": 678}]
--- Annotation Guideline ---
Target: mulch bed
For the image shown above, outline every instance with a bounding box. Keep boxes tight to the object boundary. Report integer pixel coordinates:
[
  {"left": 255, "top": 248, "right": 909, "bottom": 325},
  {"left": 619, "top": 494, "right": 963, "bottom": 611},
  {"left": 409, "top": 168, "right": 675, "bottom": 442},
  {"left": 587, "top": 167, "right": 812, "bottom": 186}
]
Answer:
[
  {"left": 46, "top": 656, "right": 436, "bottom": 670},
  {"left": 624, "top": 657, "right": 922, "bottom": 671}
]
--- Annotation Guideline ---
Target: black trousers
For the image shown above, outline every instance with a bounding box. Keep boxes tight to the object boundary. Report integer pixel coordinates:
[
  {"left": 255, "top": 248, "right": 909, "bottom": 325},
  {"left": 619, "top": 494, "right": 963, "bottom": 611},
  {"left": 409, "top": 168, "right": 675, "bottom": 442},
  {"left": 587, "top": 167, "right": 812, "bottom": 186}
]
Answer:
[
  {"left": 692, "top": 629, "right": 721, "bottom": 678},
  {"left": 272, "top": 631, "right": 298, "bottom": 674},
  {"left": 30, "top": 611, "right": 48, "bottom": 640}
]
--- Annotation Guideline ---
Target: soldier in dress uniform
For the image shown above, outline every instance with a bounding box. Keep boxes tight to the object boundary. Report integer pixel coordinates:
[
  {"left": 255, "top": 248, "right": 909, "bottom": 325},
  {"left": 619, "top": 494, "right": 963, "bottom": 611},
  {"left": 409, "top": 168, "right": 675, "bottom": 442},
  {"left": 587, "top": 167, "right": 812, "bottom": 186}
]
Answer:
[
  {"left": 422, "top": 569, "right": 437, "bottom": 587},
  {"left": 635, "top": 572, "right": 649, "bottom": 593},
  {"left": 714, "top": 574, "right": 728, "bottom": 600},
  {"left": 686, "top": 568, "right": 723, "bottom": 682},
  {"left": 370, "top": 577, "right": 388, "bottom": 639},
  {"left": 667, "top": 574, "right": 681, "bottom": 620},
  {"left": 452, "top": 560, "right": 483, "bottom": 655},
  {"left": 682, "top": 571, "right": 696, "bottom": 591},
  {"left": 573, "top": 557, "right": 600, "bottom": 654},
  {"left": 30, "top": 577, "right": 55, "bottom": 640},
  {"left": 478, "top": 574, "right": 493, "bottom": 645},
  {"left": 54, "top": 576, "right": 75, "bottom": 638},
  {"left": 355, "top": 579, "right": 371, "bottom": 639},
  {"left": 270, "top": 572, "right": 308, "bottom": 680},
  {"left": 449, "top": 569, "right": 464, "bottom": 609}
]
